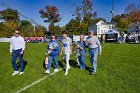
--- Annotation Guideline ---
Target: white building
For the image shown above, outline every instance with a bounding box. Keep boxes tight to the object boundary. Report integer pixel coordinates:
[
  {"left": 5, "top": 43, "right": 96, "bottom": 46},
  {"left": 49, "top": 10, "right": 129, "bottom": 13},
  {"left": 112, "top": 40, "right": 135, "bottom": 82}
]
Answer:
[
  {"left": 89, "top": 20, "right": 115, "bottom": 37},
  {"left": 88, "top": 20, "right": 119, "bottom": 42}
]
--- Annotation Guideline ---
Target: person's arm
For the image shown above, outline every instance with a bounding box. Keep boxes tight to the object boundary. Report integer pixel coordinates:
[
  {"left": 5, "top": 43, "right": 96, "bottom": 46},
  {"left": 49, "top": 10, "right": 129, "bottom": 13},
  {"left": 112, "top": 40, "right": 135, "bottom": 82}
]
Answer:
[
  {"left": 10, "top": 38, "right": 13, "bottom": 55},
  {"left": 60, "top": 45, "right": 63, "bottom": 55},
  {"left": 77, "top": 42, "right": 83, "bottom": 50},
  {"left": 70, "top": 38, "right": 73, "bottom": 54},
  {"left": 21, "top": 37, "right": 25, "bottom": 54},
  {"left": 85, "top": 37, "right": 89, "bottom": 48},
  {"left": 46, "top": 43, "right": 50, "bottom": 55},
  {"left": 96, "top": 37, "right": 102, "bottom": 55}
]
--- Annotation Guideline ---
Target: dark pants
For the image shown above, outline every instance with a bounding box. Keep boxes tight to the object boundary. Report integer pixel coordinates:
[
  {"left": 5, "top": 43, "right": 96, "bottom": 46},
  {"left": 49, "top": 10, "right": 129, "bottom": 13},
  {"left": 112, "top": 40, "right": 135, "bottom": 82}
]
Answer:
[{"left": 11, "top": 49, "right": 24, "bottom": 72}]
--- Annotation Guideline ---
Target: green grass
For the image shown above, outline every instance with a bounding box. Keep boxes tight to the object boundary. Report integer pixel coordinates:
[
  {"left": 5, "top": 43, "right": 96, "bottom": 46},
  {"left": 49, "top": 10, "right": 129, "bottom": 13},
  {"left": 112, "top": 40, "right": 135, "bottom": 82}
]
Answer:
[{"left": 0, "top": 43, "right": 140, "bottom": 93}]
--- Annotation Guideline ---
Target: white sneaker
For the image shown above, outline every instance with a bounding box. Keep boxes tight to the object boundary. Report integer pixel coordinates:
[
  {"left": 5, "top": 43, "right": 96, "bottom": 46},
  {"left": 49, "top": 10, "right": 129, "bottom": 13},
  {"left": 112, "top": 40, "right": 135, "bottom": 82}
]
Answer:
[
  {"left": 19, "top": 72, "right": 24, "bottom": 75},
  {"left": 44, "top": 70, "right": 50, "bottom": 74},
  {"left": 64, "top": 71, "right": 68, "bottom": 75},
  {"left": 12, "top": 71, "right": 19, "bottom": 76},
  {"left": 54, "top": 69, "right": 58, "bottom": 73}
]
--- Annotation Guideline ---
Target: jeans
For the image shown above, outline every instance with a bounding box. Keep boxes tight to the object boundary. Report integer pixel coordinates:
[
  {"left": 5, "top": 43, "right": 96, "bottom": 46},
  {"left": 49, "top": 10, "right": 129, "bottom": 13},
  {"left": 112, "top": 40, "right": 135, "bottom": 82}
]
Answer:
[
  {"left": 11, "top": 49, "right": 24, "bottom": 72},
  {"left": 47, "top": 55, "right": 58, "bottom": 70},
  {"left": 89, "top": 48, "right": 98, "bottom": 73},
  {"left": 78, "top": 55, "right": 85, "bottom": 69}
]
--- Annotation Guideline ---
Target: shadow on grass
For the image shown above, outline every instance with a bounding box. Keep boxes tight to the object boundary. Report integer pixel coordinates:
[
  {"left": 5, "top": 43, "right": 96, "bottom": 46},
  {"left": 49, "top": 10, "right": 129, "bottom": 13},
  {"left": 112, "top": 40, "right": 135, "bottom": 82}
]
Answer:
[
  {"left": 17, "top": 54, "right": 28, "bottom": 70},
  {"left": 69, "top": 60, "right": 79, "bottom": 68},
  {"left": 17, "top": 60, "right": 28, "bottom": 70},
  {"left": 42, "top": 59, "right": 56, "bottom": 69},
  {"left": 58, "top": 60, "right": 65, "bottom": 71}
]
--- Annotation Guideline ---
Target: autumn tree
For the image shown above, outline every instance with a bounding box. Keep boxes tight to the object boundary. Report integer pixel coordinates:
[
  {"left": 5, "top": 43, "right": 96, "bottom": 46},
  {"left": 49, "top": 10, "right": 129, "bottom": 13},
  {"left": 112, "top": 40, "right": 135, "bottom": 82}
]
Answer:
[
  {"left": 35, "top": 25, "right": 47, "bottom": 37},
  {"left": 19, "top": 20, "right": 33, "bottom": 36},
  {"left": 39, "top": 5, "right": 61, "bottom": 32},
  {"left": 0, "top": 8, "right": 20, "bottom": 37},
  {"left": 125, "top": 3, "right": 140, "bottom": 23},
  {"left": 71, "top": 0, "right": 98, "bottom": 34}
]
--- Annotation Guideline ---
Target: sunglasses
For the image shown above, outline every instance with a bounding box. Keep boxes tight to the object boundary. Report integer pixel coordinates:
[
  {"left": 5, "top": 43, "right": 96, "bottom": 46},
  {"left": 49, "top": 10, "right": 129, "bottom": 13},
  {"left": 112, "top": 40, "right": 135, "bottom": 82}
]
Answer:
[{"left": 15, "top": 33, "right": 19, "bottom": 34}]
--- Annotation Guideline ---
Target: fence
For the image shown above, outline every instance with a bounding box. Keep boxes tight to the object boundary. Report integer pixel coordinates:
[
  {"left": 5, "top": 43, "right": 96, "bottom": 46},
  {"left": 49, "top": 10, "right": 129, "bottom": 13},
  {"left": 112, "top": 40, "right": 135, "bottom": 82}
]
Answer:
[{"left": 0, "top": 38, "right": 10, "bottom": 42}]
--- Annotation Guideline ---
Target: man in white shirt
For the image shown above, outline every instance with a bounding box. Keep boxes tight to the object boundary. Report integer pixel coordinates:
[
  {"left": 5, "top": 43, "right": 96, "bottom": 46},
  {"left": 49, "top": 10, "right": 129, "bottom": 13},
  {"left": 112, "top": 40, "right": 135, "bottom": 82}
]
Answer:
[
  {"left": 61, "top": 31, "right": 72, "bottom": 75},
  {"left": 10, "top": 30, "right": 25, "bottom": 76}
]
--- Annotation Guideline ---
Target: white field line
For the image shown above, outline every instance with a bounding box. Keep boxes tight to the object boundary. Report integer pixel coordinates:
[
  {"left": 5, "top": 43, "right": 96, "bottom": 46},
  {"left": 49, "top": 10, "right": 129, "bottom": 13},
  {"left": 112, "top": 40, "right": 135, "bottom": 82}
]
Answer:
[
  {"left": 15, "top": 68, "right": 63, "bottom": 93},
  {"left": 102, "top": 44, "right": 109, "bottom": 48},
  {"left": 15, "top": 44, "right": 109, "bottom": 93}
]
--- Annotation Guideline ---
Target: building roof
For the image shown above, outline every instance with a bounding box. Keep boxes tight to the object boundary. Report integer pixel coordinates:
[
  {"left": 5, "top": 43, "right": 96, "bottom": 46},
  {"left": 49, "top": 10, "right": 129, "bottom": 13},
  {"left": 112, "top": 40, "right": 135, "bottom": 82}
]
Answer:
[
  {"left": 129, "top": 22, "right": 140, "bottom": 27},
  {"left": 105, "top": 29, "right": 119, "bottom": 34}
]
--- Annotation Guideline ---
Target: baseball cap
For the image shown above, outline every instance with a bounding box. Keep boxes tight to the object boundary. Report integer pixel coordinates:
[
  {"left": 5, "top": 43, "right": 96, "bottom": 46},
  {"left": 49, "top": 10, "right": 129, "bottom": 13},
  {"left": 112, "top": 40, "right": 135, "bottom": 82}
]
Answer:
[{"left": 88, "top": 30, "right": 94, "bottom": 33}]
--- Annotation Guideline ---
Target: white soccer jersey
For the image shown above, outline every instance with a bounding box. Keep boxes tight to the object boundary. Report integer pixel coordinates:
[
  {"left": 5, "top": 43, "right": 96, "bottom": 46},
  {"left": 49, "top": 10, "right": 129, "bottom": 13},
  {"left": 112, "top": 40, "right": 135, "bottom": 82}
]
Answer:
[{"left": 62, "top": 37, "right": 72, "bottom": 54}]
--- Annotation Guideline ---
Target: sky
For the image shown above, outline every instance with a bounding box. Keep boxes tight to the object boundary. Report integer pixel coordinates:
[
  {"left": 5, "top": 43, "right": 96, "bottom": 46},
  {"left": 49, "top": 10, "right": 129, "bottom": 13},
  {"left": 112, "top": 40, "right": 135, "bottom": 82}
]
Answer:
[{"left": 0, "top": 0, "right": 140, "bottom": 28}]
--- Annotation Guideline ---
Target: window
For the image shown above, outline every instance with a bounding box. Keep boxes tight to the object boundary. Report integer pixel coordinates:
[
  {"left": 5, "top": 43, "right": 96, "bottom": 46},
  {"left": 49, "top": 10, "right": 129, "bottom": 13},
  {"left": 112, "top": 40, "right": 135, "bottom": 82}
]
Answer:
[
  {"left": 101, "top": 30, "right": 103, "bottom": 33},
  {"left": 98, "top": 30, "right": 100, "bottom": 33}
]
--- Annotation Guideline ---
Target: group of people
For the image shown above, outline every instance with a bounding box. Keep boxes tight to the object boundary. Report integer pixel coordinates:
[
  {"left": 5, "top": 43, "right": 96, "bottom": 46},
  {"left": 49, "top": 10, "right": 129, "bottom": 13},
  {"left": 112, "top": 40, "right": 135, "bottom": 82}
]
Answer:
[{"left": 10, "top": 30, "right": 102, "bottom": 76}]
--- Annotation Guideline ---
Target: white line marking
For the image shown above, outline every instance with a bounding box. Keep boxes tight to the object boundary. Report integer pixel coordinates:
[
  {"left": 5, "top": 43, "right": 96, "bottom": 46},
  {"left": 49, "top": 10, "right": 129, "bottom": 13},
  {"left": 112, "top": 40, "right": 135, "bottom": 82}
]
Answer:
[
  {"left": 15, "top": 44, "right": 109, "bottom": 93},
  {"left": 15, "top": 68, "right": 63, "bottom": 93},
  {"left": 102, "top": 44, "right": 109, "bottom": 48}
]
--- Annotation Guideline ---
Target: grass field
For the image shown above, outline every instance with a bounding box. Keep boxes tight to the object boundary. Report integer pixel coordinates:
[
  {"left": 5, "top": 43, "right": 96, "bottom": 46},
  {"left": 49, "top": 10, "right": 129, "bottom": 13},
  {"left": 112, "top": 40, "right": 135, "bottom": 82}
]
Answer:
[{"left": 0, "top": 42, "right": 140, "bottom": 93}]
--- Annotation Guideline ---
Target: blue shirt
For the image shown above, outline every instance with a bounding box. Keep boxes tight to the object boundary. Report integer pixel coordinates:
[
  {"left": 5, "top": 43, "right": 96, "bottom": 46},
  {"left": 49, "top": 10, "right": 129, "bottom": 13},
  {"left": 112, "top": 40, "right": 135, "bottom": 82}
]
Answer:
[
  {"left": 47, "top": 40, "right": 59, "bottom": 56},
  {"left": 77, "top": 41, "right": 86, "bottom": 55}
]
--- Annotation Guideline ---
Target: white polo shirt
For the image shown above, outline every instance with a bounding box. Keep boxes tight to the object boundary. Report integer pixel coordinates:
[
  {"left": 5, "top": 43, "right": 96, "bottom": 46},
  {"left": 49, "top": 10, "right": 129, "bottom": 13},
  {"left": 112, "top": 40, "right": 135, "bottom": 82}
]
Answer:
[{"left": 10, "top": 36, "right": 25, "bottom": 52}]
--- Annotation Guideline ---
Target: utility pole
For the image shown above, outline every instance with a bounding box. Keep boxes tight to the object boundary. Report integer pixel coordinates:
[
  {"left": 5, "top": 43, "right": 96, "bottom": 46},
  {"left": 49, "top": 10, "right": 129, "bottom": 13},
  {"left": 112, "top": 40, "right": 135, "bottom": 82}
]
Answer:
[{"left": 111, "top": 0, "right": 114, "bottom": 22}]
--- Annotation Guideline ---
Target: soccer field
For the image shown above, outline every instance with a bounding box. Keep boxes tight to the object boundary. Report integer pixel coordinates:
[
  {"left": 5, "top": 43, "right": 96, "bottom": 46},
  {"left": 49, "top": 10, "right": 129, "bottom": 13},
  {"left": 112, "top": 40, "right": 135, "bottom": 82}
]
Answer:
[{"left": 0, "top": 43, "right": 140, "bottom": 93}]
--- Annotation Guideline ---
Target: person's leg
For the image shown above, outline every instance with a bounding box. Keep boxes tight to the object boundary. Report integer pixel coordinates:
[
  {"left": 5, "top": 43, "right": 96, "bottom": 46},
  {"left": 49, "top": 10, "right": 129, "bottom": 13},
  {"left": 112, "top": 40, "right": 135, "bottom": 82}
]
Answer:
[
  {"left": 18, "top": 50, "right": 24, "bottom": 72},
  {"left": 47, "top": 55, "right": 53, "bottom": 70},
  {"left": 92, "top": 48, "right": 99, "bottom": 73},
  {"left": 78, "top": 56, "right": 82, "bottom": 69},
  {"left": 76, "top": 54, "right": 80, "bottom": 66},
  {"left": 45, "top": 56, "right": 48, "bottom": 69},
  {"left": 11, "top": 50, "right": 18, "bottom": 71},
  {"left": 53, "top": 55, "right": 59, "bottom": 70},
  {"left": 81, "top": 55, "right": 85, "bottom": 69},
  {"left": 45, "top": 56, "right": 48, "bottom": 65},
  {"left": 89, "top": 49, "right": 93, "bottom": 66},
  {"left": 65, "top": 53, "right": 70, "bottom": 75}
]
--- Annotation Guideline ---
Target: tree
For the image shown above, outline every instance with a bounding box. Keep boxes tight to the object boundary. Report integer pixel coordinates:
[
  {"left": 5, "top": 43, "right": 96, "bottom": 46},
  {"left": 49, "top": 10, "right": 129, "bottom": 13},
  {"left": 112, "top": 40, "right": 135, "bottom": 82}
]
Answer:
[
  {"left": 0, "top": 8, "right": 19, "bottom": 37},
  {"left": 111, "top": 15, "right": 121, "bottom": 23},
  {"left": 124, "top": 3, "right": 139, "bottom": 14},
  {"left": 0, "top": 8, "right": 19, "bottom": 22},
  {"left": 35, "top": 25, "right": 47, "bottom": 37},
  {"left": 20, "top": 20, "right": 32, "bottom": 26},
  {"left": 0, "top": 21, "right": 19, "bottom": 37},
  {"left": 116, "top": 19, "right": 129, "bottom": 32},
  {"left": 19, "top": 20, "right": 33, "bottom": 36},
  {"left": 65, "top": 19, "right": 81, "bottom": 35},
  {"left": 39, "top": 5, "right": 61, "bottom": 32},
  {"left": 72, "top": 0, "right": 97, "bottom": 34},
  {"left": 124, "top": 3, "right": 140, "bottom": 23}
]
